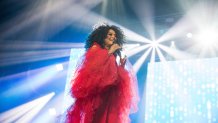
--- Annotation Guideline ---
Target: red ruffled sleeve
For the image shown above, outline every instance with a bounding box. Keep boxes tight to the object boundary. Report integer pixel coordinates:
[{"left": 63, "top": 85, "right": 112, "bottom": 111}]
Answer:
[
  {"left": 117, "top": 64, "right": 139, "bottom": 115},
  {"left": 70, "top": 43, "right": 118, "bottom": 98},
  {"left": 67, "top": 43, "right": 139, "bottom": 123}
]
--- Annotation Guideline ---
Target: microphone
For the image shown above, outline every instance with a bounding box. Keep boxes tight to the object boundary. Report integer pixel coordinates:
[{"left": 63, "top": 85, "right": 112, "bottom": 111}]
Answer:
[
  {"left": 115, "top": 48, "right": 127, "bottom": 67},
  {"left": 115, "top": 49, "right": 122, "bottom": 58},
  {"left": 113, "top": 42, "right": 122, "bottom": 58}
]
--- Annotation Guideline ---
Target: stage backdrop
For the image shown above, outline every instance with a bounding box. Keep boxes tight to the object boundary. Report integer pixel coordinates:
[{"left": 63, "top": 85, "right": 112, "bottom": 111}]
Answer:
[{"left": 145, "top": 58, "right": 218, "bottom": 123}]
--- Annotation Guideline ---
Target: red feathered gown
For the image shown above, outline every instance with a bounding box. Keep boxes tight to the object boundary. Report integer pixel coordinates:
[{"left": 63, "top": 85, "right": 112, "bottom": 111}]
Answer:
[{"left": 66, "top": 43, "right": 139, "bottom": 123}]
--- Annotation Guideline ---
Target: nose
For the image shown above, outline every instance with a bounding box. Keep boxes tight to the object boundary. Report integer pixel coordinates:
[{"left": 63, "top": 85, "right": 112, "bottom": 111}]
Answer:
[{"left": 111, "top": 35, "right": 116, "bottom": 39}]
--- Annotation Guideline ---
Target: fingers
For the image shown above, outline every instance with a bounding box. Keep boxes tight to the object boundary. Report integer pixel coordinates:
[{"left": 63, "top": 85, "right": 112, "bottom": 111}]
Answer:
[
  {"left": 120, "top": 57, "right": 127, "bottom": 67},
  {"left": 121, "top": 60, "right": 126, "bottom": 67},
  {"left": 111, "top": 44, "right": 121, "bottom": 51},
  {"left": 112, "top": 43, "right": 121, "bottom": 49},
  {"left": 108, "top": 44, "right": 121, "bottom": 54}
]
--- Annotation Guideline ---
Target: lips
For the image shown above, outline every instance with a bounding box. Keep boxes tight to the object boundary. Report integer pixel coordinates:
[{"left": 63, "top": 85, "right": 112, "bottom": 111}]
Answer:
[{"left": 109, "top": 39, "right": 115, "bottom": 41}]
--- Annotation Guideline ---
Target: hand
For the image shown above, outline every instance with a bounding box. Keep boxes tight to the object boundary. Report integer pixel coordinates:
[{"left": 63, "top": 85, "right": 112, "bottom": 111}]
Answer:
[
  {"left": 108, "top": 44, "right": 121, "bottom": 54},
  {"left": 120, "top": 56, "right": 127, "bottom": 67}
]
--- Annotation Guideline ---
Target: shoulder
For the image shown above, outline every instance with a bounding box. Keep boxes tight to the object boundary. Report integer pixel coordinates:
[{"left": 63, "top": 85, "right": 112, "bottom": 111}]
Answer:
[
  {"left": 87, "top": 42, "right": 108, "bottom": 56},
  {"left": 90, "top": 44, "right": 98, "bottom": 49},
  {"left": 89, "top": 42, "right": 103, "bottom": 51}
]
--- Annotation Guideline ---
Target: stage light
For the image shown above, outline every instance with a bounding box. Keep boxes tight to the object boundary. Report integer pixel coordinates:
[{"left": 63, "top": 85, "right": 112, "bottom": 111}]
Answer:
[
  {"left": 56, "top": 64, "right": 63, "bottom": 71},
  {"left": 186, "top": 33, "right": 193, "bottom": 38},
  {"left": 158, "top": 44, "right": 194, "bottom": 60},
  {"left": 48, "top": 108, "right": 57, "bottom": 116},
  {"left": 1, "top": 64, "right": 61, "bottom": 99},
  {"left": 0, "top": 49, "right": 71, "bottom": 66},
  {"left": 123, "top": 43, "right": 141, "bottom": 51},
  {"left": 156, "top": 47, "right": 166, "bottom": 62},
  {"left": 185, "top": 28, "right": 218, "bottom": 57},
  {"left": 197, "top": 29, "right": 217, "bottom": 46},
  {"left": 0, "top": 92, "right": 55, "bottom": 123},
  {"left": 133, "top": 47, "right": 152, "bottom": 73},
  {"left": 128, "top": 0, "right": 155, "bottom": 41},
  {"left": 150, "top": 46, "right": 156, "bottom": 63},
  {"left": 171, "top": 41, "right": 175, "bottom": 46},
  {"left": 32, "top": 92, "right": 66, "bottom": 123},
  {"left": 126, "top": 44, "right": 151, "bottom": 57},
  {"left": 151, "top": 41, "right": 158, "bottom": 48}
]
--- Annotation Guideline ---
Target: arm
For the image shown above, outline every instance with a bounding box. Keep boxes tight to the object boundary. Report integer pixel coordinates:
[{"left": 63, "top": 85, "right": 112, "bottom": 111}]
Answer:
[
  {"left": 71, "top": 44, "right": 118, "bottom": 98},
  {"left": 117, "top": 59, "right": 139, "bottom": 113}
]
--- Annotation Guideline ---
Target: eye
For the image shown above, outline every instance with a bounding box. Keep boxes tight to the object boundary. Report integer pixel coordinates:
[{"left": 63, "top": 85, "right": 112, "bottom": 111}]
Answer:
[{"left": 108, "top": 33, "right": 116, "bottom": 37}]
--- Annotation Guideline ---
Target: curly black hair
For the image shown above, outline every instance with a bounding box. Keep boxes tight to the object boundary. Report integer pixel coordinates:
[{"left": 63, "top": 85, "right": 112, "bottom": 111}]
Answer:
[{"left": 85, "top": 24, "right": 125, "bottom": 50}]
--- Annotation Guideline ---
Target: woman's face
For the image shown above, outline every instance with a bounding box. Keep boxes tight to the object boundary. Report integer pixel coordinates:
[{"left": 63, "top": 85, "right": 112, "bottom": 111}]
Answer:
[{"left": 104, "top": 29, "right": 116, "bottom": 47}]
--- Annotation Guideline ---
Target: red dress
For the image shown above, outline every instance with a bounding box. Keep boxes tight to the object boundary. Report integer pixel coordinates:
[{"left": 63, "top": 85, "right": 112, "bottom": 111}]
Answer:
[{"left": 66, "top": 43, "right": 139, "bottom": 123}]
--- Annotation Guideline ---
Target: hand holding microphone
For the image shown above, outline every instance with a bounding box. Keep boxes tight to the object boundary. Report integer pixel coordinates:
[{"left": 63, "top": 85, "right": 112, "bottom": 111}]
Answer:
[
  {"left": 120, "top": 55, "right": 127, "bottom": 67},
  {"left": 108, "top": 43, "right": 127, "bottom": 67},
  {"left": 108, "top": 43, "right": 121, "bottom": 54}
]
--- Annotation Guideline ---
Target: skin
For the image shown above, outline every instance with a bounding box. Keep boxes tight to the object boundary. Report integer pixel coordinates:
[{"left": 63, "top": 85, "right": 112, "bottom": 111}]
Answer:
[
  {"left": 104, "top": 29, "right": 126, "bottom": 66},
  {"left": 104, "top": 29, "right": 120, "bottom": 54},
  {"left": 104, "top": 29, "right": 117, "bottom": 48}
]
